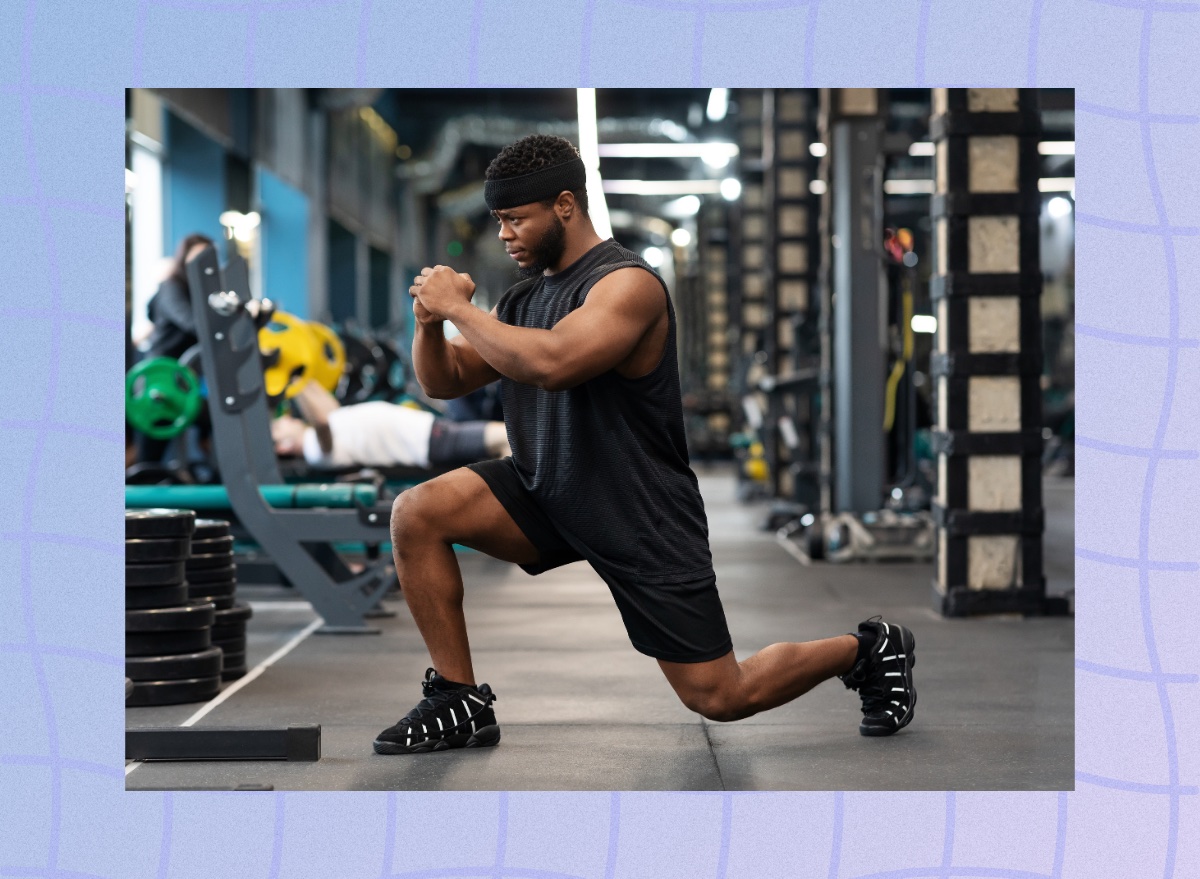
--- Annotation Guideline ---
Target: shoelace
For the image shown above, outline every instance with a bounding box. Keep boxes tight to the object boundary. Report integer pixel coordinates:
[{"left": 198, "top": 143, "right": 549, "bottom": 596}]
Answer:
[{"left": 397, "top": 673, "right": 497, "bottom": 734}]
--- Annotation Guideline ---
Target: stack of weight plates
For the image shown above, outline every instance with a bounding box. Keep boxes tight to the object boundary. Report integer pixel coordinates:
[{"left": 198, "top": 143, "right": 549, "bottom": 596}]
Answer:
[
  {"left": 125, "top": 509, "right": 222, "bottom": 706},
  {"left": 185, "top": 519, "right": 250, "bottom": 680},
  {"left": 212, "top": 601, "right": 253, "bottom": 681}
]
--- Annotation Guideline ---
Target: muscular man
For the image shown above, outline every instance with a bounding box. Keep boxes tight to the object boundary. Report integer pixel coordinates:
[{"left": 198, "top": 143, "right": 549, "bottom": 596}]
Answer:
[
  {"left": 374, "top": 135, "right": 916, "bottom": 755},
  {"left": 271, "top": 381, "right": 509, "bottom": 469}
]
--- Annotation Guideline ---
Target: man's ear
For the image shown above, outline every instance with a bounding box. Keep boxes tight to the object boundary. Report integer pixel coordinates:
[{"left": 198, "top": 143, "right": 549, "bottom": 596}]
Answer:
[{"left": 556, "top": 190, "right": 575, "bottom": 221}]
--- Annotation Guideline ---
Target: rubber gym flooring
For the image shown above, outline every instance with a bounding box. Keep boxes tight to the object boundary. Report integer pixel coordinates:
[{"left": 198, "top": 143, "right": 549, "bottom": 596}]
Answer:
[{"left": 125, "top": 468, "right": 1074, "bottom": 791}]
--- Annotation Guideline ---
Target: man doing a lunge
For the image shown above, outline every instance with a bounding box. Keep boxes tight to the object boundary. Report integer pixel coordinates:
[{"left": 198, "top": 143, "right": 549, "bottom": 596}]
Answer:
[{"left": 374, "top": 135, "right": 916, "bottom": 755}]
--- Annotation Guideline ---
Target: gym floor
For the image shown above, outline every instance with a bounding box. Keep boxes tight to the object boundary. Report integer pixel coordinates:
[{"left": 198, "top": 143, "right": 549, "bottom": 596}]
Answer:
[{"left": 125, "top": 467, "right": 1074, "bottom": 791}]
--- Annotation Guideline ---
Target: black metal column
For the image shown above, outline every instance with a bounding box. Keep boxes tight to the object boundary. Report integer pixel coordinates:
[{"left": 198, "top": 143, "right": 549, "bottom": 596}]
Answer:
[{"left": 827, "top": 88, "right": 888, "bottom": 514}]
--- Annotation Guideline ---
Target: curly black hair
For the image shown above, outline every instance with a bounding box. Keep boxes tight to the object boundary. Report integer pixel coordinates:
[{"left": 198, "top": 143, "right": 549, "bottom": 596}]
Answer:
[{"left": 486, "top": 134, "right": 589, "bottom": 215}]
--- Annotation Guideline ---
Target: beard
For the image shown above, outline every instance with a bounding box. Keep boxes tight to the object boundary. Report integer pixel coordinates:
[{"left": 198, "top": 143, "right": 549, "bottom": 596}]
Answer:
[{"left": 516, "top": 214, "right": 567, "bottom": 279}]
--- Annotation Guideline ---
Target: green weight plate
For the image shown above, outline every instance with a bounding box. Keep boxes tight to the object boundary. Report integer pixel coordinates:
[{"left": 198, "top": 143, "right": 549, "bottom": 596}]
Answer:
[
  {"left": 125, "top": 357, "right": 203, "bottom": 440},
  {"left": 125, "top": 508, "right": 196, "bottom": 540},
  {"left": 126, "top": 675, "right": 221, "bottom": 707}
]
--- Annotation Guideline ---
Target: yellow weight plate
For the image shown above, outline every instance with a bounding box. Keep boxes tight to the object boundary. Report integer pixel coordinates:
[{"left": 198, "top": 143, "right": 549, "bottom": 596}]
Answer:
[
  {"left": 306, "top": 321, "right": 346, "bottom": 393},
  {"left": 258, "top": 311, "right": 319, "bottom": 399}
]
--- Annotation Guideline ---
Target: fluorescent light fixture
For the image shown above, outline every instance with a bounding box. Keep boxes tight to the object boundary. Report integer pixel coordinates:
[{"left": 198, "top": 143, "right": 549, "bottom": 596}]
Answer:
[
  {"left": 706, "top": 88, "right": 729, "bottom": 122},
  {"left": 809, "top": 142, "right": 827, "bottom": 158},
  {"left": 576, "top": 88, "right": 613, "bottom": 239},
  {"left": 809, "top": 179, "right": 827, "bottom": 196},
  {"left": 720, "top": 178, "right": 742, "bottom": 201},
  {"left": 670, "top": 228, "right": 692, "bottom": 247},
  {"left": 1038, "top": 141, "right": 1075, "bottom": 155},
  {"left": 603, "top": 179, "right": 724, "bottom": 196},
  {"left": 884, "top": 180, "right": 935, "bottom": 195},
  {"left": 125, "top": 168, "right": 137, "bottom": 192},
  {"left": 662, "top": 195, "right": 701, "bottom": 218},
  {"left": 911, "top": 315, "right": 938, "bottom": 334},
  {"left": 1038, "top": 177, "right": 1075, "bottom": 192},
  {"left": 597, "top": 142, "right": 739, "bottom": 160},
  {"left": 1047, "top": 196, "right": 1073, "bottom": 219},
  {"left": 641, "top": 246, "right": 666, "bottom": 268},
  {"left": 908, "top": 142, "right": 935, "bottom": 157}
]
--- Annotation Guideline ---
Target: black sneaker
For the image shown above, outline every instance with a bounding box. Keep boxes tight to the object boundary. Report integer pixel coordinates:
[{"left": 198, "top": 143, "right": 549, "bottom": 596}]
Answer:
[
  {"left": 373, "top": 668, "right": 501, "bottom": 755},
  {"left": 838, "top": 616, "right": 917, "bottom": 737}
]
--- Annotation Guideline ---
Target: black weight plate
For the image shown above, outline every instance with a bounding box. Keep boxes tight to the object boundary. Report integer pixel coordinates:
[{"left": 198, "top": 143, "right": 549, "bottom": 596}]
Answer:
[
  {"left": 185, "top": 552, "right": 235, "bottom": 571},
  {"left": 212, "top": 635, "right": 247, "bottom": 654},
  {"left": 125, "top": 583, "right": 188, "bottom": 610},
  {"left": 187, "top": 578, "right": 235, "bottom": 598},
  {"left": 126, "top": 675, "right": 221, "bottom": 707},
  {"left": 212, "top": 629, "right": 246, "bottom": 647},
  {"left": 125, "top": 509, "right": 196, "bottom": 540},
  {"left": 214, "top": 600, "right": 253, "bottom": 624},
  {"left": 221, "top": 664, "right": 247, "bottom": 682},
  {"left": 186, "top": 563, "right": 237, "bottom": 583},
  {"left": 126, "top": 647, "right": 223, "bottom": 682},
  {"left": 125, "top": 561, "right": 186, "bottom": 588},
  {"left": 126, "top": 537, "right": 192, "bottom": 564},
  {"left": 126, "top": 600, "right": 216, "bottom": 632},
  {"left": 193, "top": 518, "right": 231, "bottom": 540},
  {"left": 189, "top": 593, "right": 234, "bottom": 611},
  {"left": 190, "top": 535, "right": 234, "bottom": 555},
  {"left": 219, "top": 649, "right": 246, "bottom": 668},
  {"left": 125, "top": 627, "right": 211, "bottom": 657}
]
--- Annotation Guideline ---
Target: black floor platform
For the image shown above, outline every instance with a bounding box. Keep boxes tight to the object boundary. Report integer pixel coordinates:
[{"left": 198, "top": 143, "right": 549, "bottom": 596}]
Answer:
[{"left": 126, "top": 469, "right": 1074, "bottom": 791}]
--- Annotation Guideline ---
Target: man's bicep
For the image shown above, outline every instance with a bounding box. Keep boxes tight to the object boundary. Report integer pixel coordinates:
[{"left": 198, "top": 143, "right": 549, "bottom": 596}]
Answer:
[{"left": 548, "top": 270, "right": 664, "bottom": 384}]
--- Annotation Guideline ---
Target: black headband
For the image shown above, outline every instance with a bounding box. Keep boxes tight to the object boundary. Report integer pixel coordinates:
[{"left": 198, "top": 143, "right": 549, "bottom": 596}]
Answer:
[{"left": 484, "top": 157, "right": 587, "bottom": 211}]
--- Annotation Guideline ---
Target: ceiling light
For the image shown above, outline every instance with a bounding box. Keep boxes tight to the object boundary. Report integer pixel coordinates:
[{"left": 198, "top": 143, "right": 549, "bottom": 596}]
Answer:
[
  {"left": 1038, "top": 141, "right": 1075, "bottom": 155},
  {"left": 911, "top": 315, "right": 937, "bottom": 334},
  {"left": 809, "top": 142, "right": 827, "bottom": 158},
  {"left": 662, "top": 195, "right": 701, "bottom": 218},
  {"left": 1047, "top": 196, "right": 1073, "bottom": 219},
  {"left": 720, "top": 178, "right": 742, "bottom": 201},
  {"left": 706, "top": 88, "right": 729, "bottom": 122},
  {"left": 670, "top": 228, "right": 692, "bottom": 247},
  {"left": 642, "top": 246, "right": 666, "bottom": 268},
  {"left": 597, "top": 142, "right": 739, "bottom": 160},
  {"left": 908, "top": 142, "right": 935, "bottom": 157},
  {"left": 603, "top": 180, "right": 724, "bottom": 196}
]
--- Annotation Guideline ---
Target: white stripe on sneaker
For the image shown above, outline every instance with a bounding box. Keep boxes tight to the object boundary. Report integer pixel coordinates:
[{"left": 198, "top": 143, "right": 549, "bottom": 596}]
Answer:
[
  {"left": 449, "top": 708, "right": 458, "bottom": 727},
  {"left": 468, "top": 693, "right": 485, "bottom": 705},
  {"left": 437, "top": 718, "right": 444, "bottom": 732}
]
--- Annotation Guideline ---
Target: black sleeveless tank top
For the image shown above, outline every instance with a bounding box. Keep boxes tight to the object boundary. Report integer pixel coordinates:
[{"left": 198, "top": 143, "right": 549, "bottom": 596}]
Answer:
[{"left": 495, "top": 239, "right": 713, "bottom": 582}]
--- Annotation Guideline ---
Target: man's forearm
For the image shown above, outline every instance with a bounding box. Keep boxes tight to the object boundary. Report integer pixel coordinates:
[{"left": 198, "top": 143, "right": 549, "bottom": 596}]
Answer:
[
  {"left": 445, "top": 303, "right": 557, "bottom": 389},
  {"left": 413, "top": 321, "right": 468, "bottom": 397}
]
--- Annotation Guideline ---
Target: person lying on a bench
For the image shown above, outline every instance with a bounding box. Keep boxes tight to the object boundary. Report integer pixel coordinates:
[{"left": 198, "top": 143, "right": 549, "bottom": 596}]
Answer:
[{"left": 271, "top": 381, "right": 510, "bottom": 469}]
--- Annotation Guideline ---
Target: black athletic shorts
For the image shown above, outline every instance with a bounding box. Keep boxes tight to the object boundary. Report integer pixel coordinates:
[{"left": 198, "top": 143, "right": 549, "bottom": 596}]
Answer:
[{"left": 466, "top": 457, "right": 733, "bottom": 664}]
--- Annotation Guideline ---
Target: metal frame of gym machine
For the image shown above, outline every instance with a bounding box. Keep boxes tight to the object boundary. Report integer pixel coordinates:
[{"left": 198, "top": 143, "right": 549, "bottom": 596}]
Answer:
[{"left": 186, "top": 244, "right": 395, "bottom": 632}]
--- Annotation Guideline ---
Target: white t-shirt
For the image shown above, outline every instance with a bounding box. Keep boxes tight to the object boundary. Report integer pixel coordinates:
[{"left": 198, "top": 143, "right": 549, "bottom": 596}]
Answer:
[{"left": 302, "top": 402, "right": 436, "bottom": 468}]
